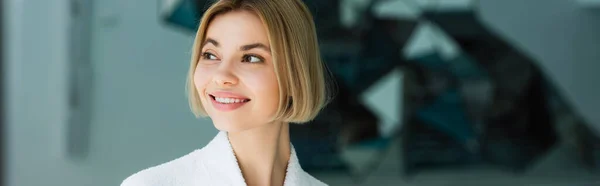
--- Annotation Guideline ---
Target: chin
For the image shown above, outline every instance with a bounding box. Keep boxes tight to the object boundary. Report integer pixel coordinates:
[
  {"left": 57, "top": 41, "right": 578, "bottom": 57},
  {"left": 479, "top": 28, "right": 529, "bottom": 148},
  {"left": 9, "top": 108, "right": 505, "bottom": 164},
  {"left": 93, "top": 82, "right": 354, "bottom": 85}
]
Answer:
[{"left": 211, "top": 117, "right": 254, "bottom": 132}]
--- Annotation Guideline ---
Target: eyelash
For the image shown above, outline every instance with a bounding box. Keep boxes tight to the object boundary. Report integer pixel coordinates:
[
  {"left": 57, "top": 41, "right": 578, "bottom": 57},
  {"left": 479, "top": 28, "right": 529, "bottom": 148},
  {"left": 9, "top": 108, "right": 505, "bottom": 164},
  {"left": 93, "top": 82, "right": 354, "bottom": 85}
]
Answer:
[
  {"left": 201, "top": 52, "right": 218, "bottom": 60},
  {"left": 242, "top": 54, "right": 264, "bottom": 63},
  {"left": 201, "top": 52, "right": 264, "bottom": 64}
]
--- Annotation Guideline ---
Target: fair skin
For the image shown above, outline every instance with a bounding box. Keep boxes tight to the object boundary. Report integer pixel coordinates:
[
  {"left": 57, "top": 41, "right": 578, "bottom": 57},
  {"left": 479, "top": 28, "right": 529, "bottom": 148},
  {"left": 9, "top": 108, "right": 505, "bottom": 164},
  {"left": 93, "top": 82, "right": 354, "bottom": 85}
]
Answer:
[{"left": 193, "top": 10, "right": 290, "bottom": 186}]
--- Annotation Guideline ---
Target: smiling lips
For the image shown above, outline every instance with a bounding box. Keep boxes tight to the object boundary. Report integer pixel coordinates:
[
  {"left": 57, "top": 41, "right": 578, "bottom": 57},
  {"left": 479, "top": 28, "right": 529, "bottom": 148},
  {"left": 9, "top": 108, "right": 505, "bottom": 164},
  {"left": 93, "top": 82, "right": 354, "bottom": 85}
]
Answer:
[{"left": 208, "top": 91, "right": 251, "bottom": 111}]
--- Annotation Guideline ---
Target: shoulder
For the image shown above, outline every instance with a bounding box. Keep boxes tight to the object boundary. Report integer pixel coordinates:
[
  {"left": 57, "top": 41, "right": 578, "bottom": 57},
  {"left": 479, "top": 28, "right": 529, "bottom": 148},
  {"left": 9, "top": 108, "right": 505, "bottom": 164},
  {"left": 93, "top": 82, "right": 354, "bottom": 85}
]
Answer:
[{"left": 120, "top": 149, "right": 207, "bottom": 186}]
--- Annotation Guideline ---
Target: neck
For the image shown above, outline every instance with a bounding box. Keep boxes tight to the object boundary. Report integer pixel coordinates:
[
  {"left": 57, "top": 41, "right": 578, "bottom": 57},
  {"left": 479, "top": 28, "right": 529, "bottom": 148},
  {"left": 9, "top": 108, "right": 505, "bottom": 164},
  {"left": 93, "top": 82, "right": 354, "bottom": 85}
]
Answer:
[{"left": 228, "top": 121, "right": 291, "bottom": 186}]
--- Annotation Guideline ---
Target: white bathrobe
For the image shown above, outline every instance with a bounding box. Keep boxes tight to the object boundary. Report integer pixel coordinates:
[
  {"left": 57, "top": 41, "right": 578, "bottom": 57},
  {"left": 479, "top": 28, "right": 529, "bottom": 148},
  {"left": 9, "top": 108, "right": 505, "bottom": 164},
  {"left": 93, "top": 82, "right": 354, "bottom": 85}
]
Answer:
[{"left": 121, "top": 131, "right": 327, "bottom": 186}]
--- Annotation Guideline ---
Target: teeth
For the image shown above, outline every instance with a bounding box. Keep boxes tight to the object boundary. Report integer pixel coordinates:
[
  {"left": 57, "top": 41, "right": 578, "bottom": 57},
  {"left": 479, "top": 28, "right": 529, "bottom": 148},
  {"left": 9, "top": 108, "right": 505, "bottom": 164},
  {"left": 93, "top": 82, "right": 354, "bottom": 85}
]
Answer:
[{"left": 214, "top": 97, "right": 247, "bottom": 104}]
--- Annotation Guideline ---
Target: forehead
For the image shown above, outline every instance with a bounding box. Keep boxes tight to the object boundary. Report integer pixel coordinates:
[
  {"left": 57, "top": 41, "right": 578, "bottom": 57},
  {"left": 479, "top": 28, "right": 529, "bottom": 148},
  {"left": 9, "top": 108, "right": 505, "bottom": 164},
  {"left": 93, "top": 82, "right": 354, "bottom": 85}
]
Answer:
[{"left": 204, "top": 10, "right": 270, "bottom": 47}]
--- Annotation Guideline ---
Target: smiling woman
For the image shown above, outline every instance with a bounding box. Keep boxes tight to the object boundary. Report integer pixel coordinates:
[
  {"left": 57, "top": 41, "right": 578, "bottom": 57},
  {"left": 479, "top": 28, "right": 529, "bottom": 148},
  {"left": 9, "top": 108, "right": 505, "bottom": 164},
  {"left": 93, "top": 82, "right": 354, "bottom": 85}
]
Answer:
[
  {"left": 193, "top": 10, "right": 283, "bottom": 131},
  {"left": 121, "top": 0, "right": 330, "bottom": 186},
  {"left": 188, "top": 1, "right": 327, "bottom": 125}
]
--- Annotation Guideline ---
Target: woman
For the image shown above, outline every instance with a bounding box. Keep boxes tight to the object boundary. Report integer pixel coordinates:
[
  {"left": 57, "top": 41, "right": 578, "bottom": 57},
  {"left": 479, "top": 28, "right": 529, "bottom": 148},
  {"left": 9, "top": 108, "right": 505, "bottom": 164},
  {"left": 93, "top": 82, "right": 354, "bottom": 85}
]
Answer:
[{"left": 121, "top": 0, "right": 329, "bottom": 185}]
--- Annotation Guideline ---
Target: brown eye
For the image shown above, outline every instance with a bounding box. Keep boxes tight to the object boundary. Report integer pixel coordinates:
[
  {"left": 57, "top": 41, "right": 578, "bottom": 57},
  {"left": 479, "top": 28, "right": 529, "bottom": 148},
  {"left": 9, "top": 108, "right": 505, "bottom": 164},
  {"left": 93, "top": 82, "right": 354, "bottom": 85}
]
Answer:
[
  {"left": 242, "top": 54, "right": 263, "bottom": 63},
  {"left": 202, "top": 52, "right": 218, "bottom": 60}
]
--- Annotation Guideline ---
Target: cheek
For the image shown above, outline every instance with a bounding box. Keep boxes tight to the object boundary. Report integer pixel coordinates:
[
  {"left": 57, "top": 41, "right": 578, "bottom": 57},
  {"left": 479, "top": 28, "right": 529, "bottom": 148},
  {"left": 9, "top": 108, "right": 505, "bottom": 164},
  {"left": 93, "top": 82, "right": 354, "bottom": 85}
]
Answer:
[
  {"left": 193, "top": 65, "right": 213, "bottom": 101},
  {"left": 242, "top": 70, "right": 280, "bottom": 110}
]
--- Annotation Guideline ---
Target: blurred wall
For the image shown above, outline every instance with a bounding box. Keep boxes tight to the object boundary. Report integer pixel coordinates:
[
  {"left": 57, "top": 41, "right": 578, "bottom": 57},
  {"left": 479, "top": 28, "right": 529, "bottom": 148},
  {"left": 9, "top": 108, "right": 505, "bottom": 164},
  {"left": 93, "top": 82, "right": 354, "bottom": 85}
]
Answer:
[
  {"left": 4, "top": 0, "right": 94, "bottom": 185},
  {"left": 86, "top": 0, "right": 217, "bottom": 185},
  {"left": 4, "top": 0, "right": 217, "bottom": 185},
  {"left": 478, "top": 0, "right": 600, "bottom": 134}
]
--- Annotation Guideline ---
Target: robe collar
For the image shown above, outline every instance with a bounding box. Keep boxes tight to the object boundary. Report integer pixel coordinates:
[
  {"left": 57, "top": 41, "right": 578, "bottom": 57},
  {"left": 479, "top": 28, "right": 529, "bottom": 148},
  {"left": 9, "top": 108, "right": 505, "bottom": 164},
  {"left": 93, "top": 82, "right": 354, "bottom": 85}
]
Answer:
[{"left": 200, "top": 131, "right": 314, "bottom": 186}]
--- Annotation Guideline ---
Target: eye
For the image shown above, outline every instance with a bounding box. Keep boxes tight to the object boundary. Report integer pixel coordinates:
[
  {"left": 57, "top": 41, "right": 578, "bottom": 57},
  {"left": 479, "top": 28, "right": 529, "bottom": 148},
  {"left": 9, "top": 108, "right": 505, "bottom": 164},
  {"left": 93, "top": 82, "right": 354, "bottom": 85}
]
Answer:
[
  {"left": 242, "top": 54, "right": 264, "bottom": 63},
  {"left": 201, "top": 52, "right": 218, "bottom": 60}
]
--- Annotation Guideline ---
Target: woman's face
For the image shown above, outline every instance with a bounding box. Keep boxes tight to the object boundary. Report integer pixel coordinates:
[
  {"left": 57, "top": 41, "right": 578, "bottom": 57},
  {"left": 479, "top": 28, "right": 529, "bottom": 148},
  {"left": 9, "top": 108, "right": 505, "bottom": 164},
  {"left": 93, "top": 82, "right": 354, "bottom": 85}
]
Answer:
[{"left": 194, "top": 10, "right": 280, "bottom": 132}]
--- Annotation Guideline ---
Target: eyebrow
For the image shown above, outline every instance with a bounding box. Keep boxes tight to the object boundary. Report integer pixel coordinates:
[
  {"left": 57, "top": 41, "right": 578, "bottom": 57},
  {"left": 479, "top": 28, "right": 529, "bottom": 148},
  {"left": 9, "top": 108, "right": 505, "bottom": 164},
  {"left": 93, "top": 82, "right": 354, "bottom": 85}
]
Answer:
[
  {"left": 202, "top": 37, "right": 271, "bottom": 53},
  {"left": 240, "top": 43, "right": 270, "bottom": 52},
  {"left": 203, "top": 38, "right": 219, "bottom": 47}
]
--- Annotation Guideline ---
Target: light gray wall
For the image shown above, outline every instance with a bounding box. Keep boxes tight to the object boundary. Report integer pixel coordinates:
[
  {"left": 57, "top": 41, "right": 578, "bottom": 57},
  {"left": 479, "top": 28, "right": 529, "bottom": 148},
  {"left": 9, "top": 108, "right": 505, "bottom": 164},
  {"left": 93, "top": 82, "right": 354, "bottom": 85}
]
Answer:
[
  {"left": 478, "top": 0, "right": 600, "bottom": 133},
  {"left": 4, "top": 0, "right": 94, "bottom": 185},
  {"left": 87, "top": 0, "right": 217, "bottom": 185},
  {"left": 4, "top": 0, "right": 217, "bottom": 185}
]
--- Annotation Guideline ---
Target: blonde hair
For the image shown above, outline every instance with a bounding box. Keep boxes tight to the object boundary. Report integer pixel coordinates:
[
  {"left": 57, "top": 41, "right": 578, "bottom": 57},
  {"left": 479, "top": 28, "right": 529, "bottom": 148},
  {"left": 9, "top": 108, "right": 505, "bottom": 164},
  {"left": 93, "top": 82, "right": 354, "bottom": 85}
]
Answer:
[{"left": 186, "top": 0, "right": 329, "bottom": 123}]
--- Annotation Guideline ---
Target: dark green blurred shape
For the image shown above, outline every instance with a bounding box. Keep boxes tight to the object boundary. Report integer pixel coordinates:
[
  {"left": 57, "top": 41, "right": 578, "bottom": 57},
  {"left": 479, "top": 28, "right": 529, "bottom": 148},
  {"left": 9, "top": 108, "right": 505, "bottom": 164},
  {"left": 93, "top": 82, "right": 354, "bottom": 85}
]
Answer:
[{"left": 162, "top": 0, "right": 204, "bottom": 31}]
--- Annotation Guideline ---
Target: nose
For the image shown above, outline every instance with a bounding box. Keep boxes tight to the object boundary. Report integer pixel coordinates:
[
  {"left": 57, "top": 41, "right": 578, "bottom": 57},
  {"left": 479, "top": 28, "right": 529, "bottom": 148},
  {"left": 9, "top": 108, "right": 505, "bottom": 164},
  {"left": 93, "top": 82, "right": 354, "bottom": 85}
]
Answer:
[{"left": 213, "top": 60, "right": 239, "bottom": 87}]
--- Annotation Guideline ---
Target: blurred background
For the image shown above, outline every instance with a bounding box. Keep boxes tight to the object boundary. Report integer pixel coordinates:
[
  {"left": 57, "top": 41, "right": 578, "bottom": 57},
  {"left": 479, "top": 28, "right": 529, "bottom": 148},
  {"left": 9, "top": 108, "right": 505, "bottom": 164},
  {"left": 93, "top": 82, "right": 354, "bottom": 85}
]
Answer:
[{"left": 2, "top": 0, "right": 600, "bottom": 185}]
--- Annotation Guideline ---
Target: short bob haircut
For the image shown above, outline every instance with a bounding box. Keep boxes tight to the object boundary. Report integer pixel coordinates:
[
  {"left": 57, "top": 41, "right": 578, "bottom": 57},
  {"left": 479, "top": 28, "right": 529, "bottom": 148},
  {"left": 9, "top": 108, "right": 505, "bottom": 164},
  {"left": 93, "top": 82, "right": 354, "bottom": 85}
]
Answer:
[{"left": 186, "top": 0, "right": 329, "bottom": 123}]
